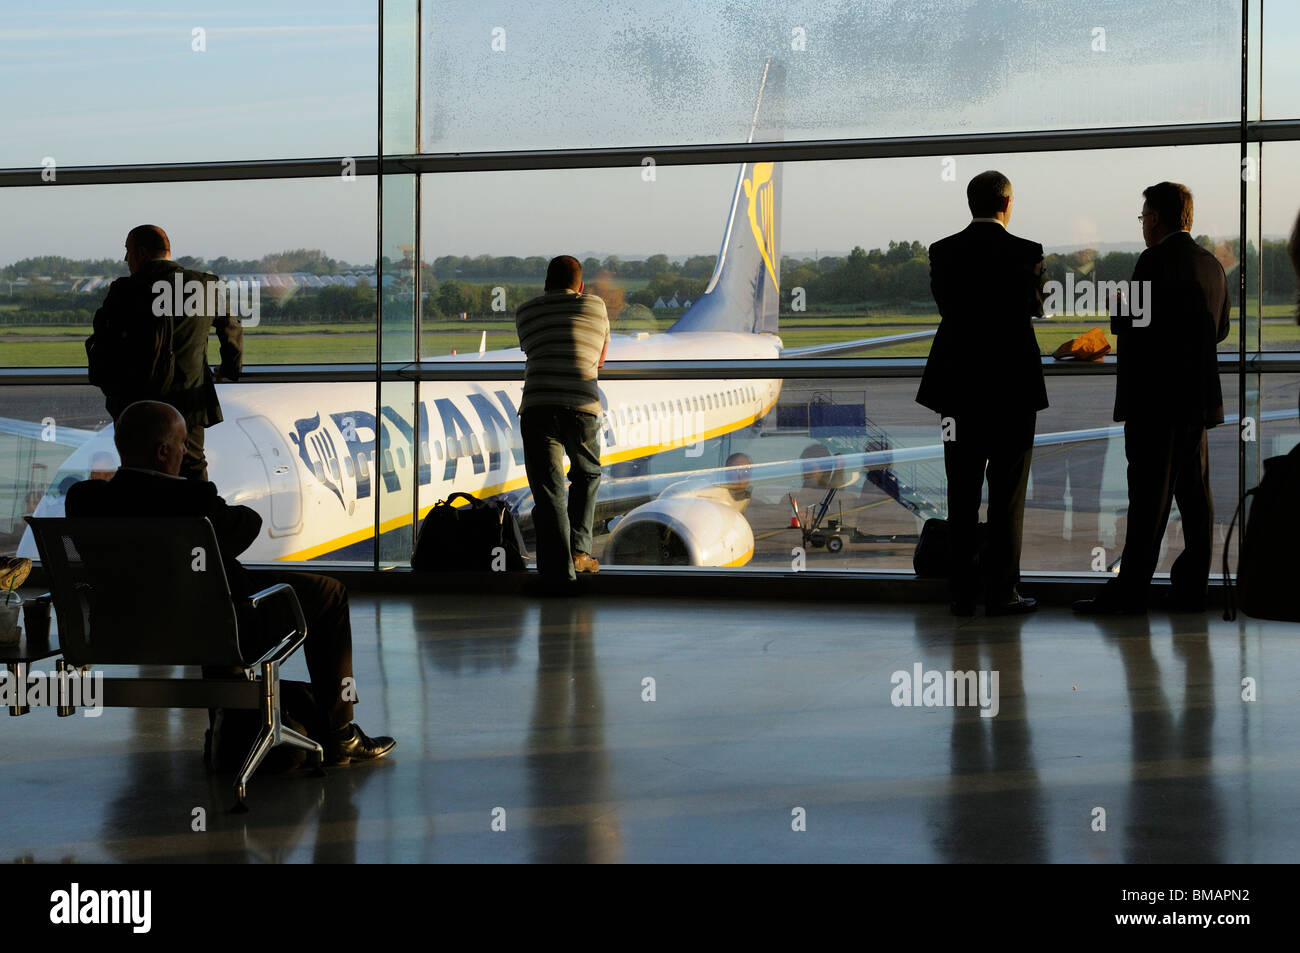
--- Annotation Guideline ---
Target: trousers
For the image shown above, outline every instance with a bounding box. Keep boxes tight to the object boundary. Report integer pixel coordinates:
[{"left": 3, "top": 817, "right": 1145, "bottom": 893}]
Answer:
[
  {"left": 1115, "top": 419, "right": 1213, "bottom": 601},
  {"left": 520, "top": 407, "right": 603, "bottom": 582},
  {"left": 942, "top": 411, "right": 1036, "bottom": 604}
]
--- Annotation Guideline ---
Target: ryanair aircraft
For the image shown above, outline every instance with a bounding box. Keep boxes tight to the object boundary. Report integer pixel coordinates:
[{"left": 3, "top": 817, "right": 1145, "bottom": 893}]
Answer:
[{"left": 14, "top": 62, "right": 1282, "bottom": 569}]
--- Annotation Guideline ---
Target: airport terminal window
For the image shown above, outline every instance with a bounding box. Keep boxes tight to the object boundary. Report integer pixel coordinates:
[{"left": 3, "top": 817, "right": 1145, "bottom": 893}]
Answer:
[
  {"left": 3, "top": 1, "right": 1299, "bottom": 576},
  {"left": 415, "top": 144, "right": 1258, "bottom": 365},
  {"left": 421, "top": 0, "right": 1240, "bottom": 153},
  {"left": 1, "top": 177, "right": 379, "bottom": 367},
  {"left": 0, "top": 3, "right": 377, "bottom": 167}
]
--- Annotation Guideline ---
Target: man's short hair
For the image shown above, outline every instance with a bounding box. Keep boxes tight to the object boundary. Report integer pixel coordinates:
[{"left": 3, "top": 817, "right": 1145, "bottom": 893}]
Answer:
[
  {"left": 126, "top": 224, "right": 170, "bottom": 256},
  {"left": 967, "top": 171, "right": 1013, "bottom": 217},
  {"left": 545, "top": 255, "right": 582, "bottom": 291},
  {"left": 1142, "top": 182, "right": 1194, "bottom": 231},
  {"left": 114, "top": 400, "right": 182, "bottom": 463}
]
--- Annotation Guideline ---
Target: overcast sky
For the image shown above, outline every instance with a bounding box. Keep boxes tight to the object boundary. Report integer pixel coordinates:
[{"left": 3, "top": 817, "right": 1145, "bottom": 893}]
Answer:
[{"left": 1, "top": 0, "right": 1297, "bottom": 269}]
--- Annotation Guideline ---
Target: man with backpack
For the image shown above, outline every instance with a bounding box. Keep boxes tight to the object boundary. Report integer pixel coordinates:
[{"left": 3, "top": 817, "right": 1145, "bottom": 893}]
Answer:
[{"left": 85, "top": 225, "right": 243, "bottom": 481}]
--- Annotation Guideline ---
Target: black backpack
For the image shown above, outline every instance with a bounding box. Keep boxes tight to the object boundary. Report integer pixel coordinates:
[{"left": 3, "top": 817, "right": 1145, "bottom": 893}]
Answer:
[
  {"left": 412, "top": 491, "right": 529, "bottom": 572},
  {"left": 1223, "top": 442, "right": 1300, "bottom": 621},
  {"left": 85, "top": 297, "right": 176, "bottom": 404}
]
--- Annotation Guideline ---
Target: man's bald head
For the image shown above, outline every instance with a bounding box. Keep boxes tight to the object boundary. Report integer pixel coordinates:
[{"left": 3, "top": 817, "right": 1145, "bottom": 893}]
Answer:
[
  {"left": 114, "top": 401, "right": 187, "bottom": 475},
  {"left": 124, "top": 225, "right": 170, "bottom": 275}
]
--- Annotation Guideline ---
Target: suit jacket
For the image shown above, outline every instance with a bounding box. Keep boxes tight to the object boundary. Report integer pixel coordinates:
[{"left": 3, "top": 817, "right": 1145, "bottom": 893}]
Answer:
[
  {"left": 1110, "top": 231, "right": 1231, "bottom": 426},
  {"left": 916, "top": 222, "right": 1048, "bottom": 419},
  {"left": 65, "top": 468, "right": 261, "bottom": 598},
  {"left": 88, "top": 259, "right": 243, "bottom": 428}
]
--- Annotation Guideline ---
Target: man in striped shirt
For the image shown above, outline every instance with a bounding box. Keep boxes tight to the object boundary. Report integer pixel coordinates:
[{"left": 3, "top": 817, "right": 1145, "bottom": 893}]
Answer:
[{"left": 516, "top": 256, "right": 610, "bottom": 589}]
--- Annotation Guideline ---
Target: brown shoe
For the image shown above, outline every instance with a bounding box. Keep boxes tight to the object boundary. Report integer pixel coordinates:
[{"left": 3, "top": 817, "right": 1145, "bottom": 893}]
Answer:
[
  {"left": 573, "top": 551, "right": 600, "bottom": 573},
  {"left": 1, "top": 557, "right": 32, "bottom": 594}
]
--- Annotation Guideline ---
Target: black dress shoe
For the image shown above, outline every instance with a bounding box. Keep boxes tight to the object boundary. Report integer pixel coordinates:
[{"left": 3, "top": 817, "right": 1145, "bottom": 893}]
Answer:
[
  {"left": 327, "top": 724, "right": 396, "bottom": 766},
  {"left": 986, "top": 594, "right": 1037, "bottom": 616},
  {"left": 1071, "top": 596, "right": 1146, "bottom": 615}
]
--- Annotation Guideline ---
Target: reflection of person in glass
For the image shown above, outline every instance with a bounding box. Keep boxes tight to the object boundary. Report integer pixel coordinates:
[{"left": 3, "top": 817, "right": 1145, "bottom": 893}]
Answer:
[
  {"left": 516, "top": 256, "right": 610, "bottom": 591},
  {"left": 1074, "top": 183, "right": 1231, "bottom": 615},
  {"left": 917, "top": 171, "right": 1047, "bottom": 617}
]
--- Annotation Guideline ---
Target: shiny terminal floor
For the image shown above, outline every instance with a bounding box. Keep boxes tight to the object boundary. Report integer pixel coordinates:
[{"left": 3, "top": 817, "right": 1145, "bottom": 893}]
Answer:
[{"left": 1, "top": 591, "right": 1297, "bottom": 863}]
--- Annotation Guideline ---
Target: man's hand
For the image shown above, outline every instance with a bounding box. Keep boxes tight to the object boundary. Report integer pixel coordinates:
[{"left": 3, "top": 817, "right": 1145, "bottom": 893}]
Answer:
[{"left": 214, "top": 372, "right": 229, "bottom": 384}]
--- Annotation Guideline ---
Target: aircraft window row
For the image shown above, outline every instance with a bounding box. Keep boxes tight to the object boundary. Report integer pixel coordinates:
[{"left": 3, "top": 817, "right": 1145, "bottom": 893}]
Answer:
[{"left": 610, "top": 386, "right": 762, "bottom": 429}]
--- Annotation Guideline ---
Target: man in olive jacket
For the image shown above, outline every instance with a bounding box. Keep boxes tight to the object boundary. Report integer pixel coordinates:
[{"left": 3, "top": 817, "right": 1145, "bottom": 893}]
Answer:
[{"left": 86, "top": 224, "right": 243, "bottom": 480}]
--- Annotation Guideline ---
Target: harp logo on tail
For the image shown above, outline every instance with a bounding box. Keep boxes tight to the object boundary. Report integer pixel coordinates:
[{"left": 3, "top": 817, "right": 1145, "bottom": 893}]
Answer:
[{"left": 744, "top": 162, "right": 778, "bottom": 292}]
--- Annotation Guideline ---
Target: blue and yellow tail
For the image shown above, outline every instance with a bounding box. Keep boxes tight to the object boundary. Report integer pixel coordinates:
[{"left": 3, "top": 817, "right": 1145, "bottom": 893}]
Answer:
[{"left": 669, "top": 61, "right": 782, "bottom": 337}]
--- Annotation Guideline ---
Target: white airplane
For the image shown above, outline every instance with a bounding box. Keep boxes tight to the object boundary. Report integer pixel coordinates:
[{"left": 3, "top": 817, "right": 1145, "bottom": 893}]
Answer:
[
  {"left": 11, "top": 65, "right": 1289, "bottom": 566},
  {"left": 11, "top": 143, "right": 939, "bottom": 569},
  {"left": 10, "top": 146, "right": 1294, "bottom": 569}
]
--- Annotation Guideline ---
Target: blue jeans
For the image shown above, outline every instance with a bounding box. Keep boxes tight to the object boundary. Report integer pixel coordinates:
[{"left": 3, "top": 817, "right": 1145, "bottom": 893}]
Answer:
[{"left": 520, "top": 408, "right": 603, "bottom": 582}]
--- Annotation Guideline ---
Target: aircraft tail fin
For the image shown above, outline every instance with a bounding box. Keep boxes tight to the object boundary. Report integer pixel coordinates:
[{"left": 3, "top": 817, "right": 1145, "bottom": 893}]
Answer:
[{"left": 669, "top": 61, "right": 782, "bottom": 336}]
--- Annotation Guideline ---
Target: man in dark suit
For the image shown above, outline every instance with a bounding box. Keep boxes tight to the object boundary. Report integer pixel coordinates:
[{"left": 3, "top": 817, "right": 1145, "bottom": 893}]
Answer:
[
  {"left": 86, "top": 225, "right": 243, "bottom": 481},
  {"left": 918, "top": 170, "right": 1048, "bottom": 616},
  {"left": 65, "top": 401, "right": 395, "bottom": 764},
  {"left": 1075, "top": 182, "right": 1231, "bottom": 613}
]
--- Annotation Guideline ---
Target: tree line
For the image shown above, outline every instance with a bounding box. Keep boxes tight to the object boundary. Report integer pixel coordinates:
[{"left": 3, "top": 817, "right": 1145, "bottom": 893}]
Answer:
[{"left": 3, "top": 238, "right": 1294, "bottom": 327}]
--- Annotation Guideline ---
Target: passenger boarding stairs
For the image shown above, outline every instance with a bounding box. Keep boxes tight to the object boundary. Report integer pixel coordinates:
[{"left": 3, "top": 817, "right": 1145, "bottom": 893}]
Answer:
[{"left": 807, "top": 398, "right": 946, "bottom": 522}]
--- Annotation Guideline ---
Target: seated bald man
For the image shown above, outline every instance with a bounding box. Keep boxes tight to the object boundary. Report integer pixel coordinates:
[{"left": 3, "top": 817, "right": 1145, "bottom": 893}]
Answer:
[{"left": 65, "top": 400, "right": 395, "bottom": 766}]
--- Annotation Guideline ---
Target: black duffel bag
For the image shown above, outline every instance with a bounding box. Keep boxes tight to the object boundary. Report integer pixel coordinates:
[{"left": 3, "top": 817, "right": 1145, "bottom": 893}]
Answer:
[
  {"left": 412, "top": 491, "right": 528, "bottom": 572},
  {"left": 913, "top": 518, "right": 988, "bottom": 578},
  {"left": 1224, "top": 443, "right": 1300, "bottom": 622}
]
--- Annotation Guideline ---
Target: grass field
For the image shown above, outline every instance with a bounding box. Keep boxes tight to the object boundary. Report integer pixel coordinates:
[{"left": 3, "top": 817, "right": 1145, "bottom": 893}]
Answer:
[{"left": 2, "top": 304, "right": 1295, "bottom": 365}]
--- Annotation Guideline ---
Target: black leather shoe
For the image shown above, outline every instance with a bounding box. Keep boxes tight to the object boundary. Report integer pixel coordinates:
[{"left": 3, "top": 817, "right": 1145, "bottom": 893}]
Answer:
[
  {"left": 950, "top": 600, "right": 976, "bottom": 617},
  {"left": 327, "top": 724, "right": 396, "bottom": 766},
  {"left": 1072, "top": 596, "right": 1145, "bottom": 615},
  {"left": 986, "top": 593, "right": 1037, "bottom": 616}
]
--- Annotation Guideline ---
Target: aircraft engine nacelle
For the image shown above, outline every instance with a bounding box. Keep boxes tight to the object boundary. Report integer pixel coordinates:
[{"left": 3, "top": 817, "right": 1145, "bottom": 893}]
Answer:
[{"left": 603, "top": 497, "right": 754, "bottom": 567}]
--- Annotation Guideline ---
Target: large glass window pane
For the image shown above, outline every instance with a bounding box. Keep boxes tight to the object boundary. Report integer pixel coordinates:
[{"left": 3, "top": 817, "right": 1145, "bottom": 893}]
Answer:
[
  {"left": 0, "top": 1, "right": 377, "bottom": 166},
  {"left": 423, "top": 0, "right": 1241, "bottom": 153},
  {"left": 419, "top": 144, "right": 1247, "bottom": 362},
  {"left": 1263, "top": 0, "right": 1300, "bottom": 119},
  {"left": 1, "top": 177, "right": 378, "bottom": 367}
]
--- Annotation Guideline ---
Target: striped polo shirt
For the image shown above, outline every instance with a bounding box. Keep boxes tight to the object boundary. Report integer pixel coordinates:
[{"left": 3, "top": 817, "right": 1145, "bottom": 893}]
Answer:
[{"left": 515, "top": 290, "right": 610, "bottom": 416}]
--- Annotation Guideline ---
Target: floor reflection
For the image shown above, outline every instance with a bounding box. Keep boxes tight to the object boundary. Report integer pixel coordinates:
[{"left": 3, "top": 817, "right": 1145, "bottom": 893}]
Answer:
[
  {"left": 929, "top": 618, "right": 1046, "bottom": 863},
  {"left": 526, "top": 601, "right": 622, "bottom": 863},
  {"left": 1110, "top": 613, "right": 1223, "bottom": 863}
]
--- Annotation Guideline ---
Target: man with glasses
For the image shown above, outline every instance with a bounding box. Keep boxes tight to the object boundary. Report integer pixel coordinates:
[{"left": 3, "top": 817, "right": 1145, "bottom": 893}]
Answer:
[{"left": 1074, "top": 182, "right": 1231, "bottom": 614}]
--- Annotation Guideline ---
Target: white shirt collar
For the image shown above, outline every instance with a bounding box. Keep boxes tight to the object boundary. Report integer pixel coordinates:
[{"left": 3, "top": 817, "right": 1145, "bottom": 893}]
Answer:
[
  {"left": 970, "top": 217, "right": 1005, "bottom": 228},
  {"left": 1157, "top": 229, "right": 1188, "bottom": 245}
]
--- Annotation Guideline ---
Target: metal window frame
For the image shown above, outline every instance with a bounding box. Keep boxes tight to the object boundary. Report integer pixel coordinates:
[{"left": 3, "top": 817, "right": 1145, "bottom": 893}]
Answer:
[{"left": 3, "top": 119, "right": 1298, "bottom": 187}]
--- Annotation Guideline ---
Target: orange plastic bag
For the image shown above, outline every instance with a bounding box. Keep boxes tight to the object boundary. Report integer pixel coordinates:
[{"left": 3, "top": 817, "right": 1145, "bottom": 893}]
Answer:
[{"left": 1051, "top": 326, "right": 1111, "bottom": 361}]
